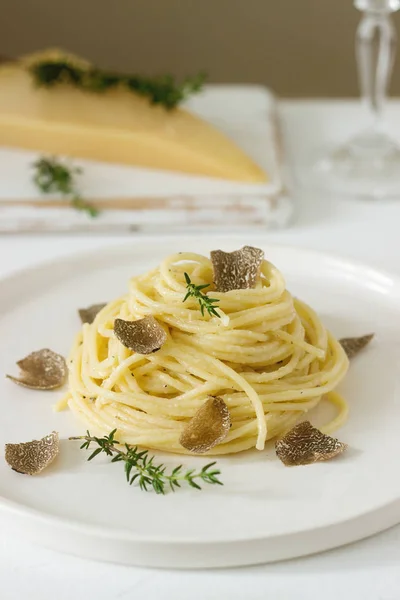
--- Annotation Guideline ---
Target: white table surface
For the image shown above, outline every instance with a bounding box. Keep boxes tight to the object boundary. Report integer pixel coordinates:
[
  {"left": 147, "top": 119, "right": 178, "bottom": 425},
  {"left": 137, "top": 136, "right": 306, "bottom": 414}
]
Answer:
[{"left": 2, "top": 100, "right": 400, "bottom": 599}]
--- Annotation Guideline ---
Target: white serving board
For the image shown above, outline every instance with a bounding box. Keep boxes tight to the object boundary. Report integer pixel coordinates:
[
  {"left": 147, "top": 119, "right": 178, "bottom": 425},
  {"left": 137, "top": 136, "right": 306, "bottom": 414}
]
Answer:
[{"left": 0, "top": 86, "right": 291, "bottom": 232}]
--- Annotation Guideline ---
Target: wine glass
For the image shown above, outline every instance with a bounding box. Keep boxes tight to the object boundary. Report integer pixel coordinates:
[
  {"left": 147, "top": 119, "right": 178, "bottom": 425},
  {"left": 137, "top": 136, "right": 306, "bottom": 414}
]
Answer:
[{"left": 314, "top": 0, "right": 400, "bottom": 199}]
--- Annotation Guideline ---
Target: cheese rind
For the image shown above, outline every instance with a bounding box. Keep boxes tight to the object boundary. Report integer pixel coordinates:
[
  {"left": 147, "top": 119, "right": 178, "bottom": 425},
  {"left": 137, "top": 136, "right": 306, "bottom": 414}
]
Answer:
[{"left": 0, "top": 56, "right": 267, "bottom": 182}]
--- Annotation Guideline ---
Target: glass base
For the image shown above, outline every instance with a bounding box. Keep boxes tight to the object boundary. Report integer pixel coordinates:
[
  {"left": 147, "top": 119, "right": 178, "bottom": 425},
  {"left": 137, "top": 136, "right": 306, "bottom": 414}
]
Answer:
[{"left": 313, "top": 130, "right": 400, "bottom": 199}]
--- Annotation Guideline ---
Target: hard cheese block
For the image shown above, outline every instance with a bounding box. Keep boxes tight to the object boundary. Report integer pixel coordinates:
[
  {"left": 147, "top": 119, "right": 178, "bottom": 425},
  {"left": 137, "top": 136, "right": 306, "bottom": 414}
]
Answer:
[{"left": 0, "top": 55, "right": 267, "bottom": 182}]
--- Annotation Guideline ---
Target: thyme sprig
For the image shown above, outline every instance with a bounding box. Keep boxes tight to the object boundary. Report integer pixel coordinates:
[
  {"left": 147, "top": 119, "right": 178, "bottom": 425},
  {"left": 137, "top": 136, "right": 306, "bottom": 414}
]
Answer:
[
  {"left": 32, "top": 156, "right": 98, "bottom": 217},
  {"left": 183, "top": 272, "right": 220, "bottom": 318},
  {"left": 30, "top": 60, "right": 206, "bottom": 109},
  {"left": 69, "top": 429, "right": 223, "bottom": 494}
]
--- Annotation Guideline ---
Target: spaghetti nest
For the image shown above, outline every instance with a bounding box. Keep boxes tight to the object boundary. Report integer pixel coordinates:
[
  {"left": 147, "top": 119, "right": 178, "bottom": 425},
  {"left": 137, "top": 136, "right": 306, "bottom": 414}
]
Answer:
[{"left": 66, "top": 252, "right": 349, "bottom": 455}]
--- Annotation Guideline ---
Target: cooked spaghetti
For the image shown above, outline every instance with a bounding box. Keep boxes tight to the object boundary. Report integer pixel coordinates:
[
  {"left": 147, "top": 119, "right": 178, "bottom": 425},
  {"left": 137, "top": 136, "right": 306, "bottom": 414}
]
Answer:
[{"left": 63, "top": 251, "right": 349, "bottom": 455}]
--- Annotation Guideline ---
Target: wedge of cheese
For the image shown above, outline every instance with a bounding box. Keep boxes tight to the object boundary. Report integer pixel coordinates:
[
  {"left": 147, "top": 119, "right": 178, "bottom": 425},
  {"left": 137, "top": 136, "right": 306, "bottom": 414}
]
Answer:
[{"left": 0, "top": 50, "right": 267, "bottom": 182}]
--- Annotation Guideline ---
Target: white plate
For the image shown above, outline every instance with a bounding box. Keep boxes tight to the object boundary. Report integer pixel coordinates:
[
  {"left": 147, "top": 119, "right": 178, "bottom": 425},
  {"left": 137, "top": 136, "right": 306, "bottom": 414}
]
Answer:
[{"left": 1, "top": 237, "right": 400, "bottom": 569}]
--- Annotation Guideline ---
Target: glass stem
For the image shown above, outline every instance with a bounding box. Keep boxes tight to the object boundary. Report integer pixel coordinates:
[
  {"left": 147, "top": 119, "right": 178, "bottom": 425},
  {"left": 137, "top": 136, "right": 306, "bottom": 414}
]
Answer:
[{"left": 356, "top": 8, "right": 396, "bottom": 132}]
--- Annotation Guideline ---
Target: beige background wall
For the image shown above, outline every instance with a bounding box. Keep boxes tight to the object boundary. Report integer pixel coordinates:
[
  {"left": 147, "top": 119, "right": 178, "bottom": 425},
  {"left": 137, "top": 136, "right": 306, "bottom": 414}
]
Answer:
[{"left": 1, "top": 0, "right": 400, "bottom": 97}]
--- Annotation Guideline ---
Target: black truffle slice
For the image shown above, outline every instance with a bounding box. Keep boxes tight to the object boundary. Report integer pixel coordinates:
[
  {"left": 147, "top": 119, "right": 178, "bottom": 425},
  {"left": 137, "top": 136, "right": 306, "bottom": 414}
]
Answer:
[
  {"left": 5, "top": 431, "right": 59, "bottom": 475},
  {"left": 179, "top": 396, "right": 231, "bottom": 453},
  {"left": 340, "top": 334, "right": 374, "bottom": 359},
  {"left": 114, "top": 316, "right": 167, "bottom": 354},
  {"left": 210, "top": 246, "right": 264, "bottom": 292},
  {"left": 6, "top": 349, "right": 67, "bottom": 390},
  {"left": 78, "top": 303, "right": 106, "bottom": 324},
  {"left": 275, "top": 421, "right": 347, "bottom": 466}
]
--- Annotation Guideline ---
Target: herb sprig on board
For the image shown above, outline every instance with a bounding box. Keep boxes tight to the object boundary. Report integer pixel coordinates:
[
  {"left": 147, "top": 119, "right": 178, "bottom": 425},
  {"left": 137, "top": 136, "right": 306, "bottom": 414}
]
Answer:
[
  {"left": 29, "top": 60, "right": 207, "bottom": 110},
  {"left": 183, "top": 272, "right": 221, "bottom": 318},
  {"left": 32, "top": 156, "right": 98, "bottom": 217},
  {"left": 69, "top": 429, "right": 223, "bottom": 494}
]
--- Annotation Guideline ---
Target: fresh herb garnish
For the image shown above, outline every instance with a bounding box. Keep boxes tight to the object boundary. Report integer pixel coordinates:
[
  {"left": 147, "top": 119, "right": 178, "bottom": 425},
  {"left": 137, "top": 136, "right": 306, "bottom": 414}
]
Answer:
[
  {"left": 183, "top": 272, "right": 220, "bottom": 318},
  {"left": 69, "top": 429, "right": 223, "bottom": 494},
  {"left": 29, "top": 60, "right": 207, "bottom": 110},
  {"left": 32, "top": 156, "right": 98, "bottom": 217}
]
